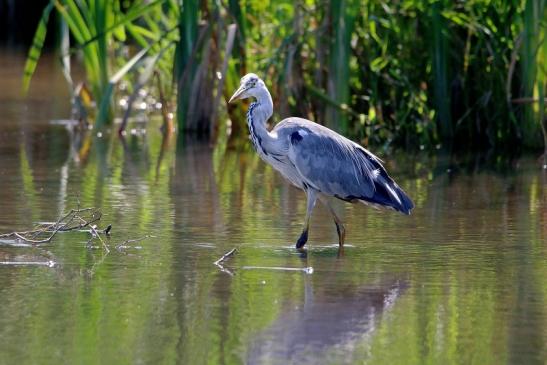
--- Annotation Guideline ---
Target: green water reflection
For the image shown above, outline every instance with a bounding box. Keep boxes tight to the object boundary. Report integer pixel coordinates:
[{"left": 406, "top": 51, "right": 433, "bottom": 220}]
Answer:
[
  {"left": 0, "top": 51, "right": 546, "bottom": 365},
  {"left": 0, "top": 123, "right": 545, "bottom": 365}
]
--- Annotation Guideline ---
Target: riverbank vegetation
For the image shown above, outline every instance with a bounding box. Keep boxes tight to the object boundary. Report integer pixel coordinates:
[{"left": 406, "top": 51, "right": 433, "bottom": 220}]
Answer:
[{"left": 22, "top": 0, "right": 546, "bottom": 154}]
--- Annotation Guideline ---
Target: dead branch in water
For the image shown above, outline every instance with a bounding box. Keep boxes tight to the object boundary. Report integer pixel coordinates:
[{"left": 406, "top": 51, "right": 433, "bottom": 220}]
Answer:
[
  {"left": 241, "top": 266, "right": 314, "bottom": 274},
  {"left": 214, "top": 248, "right": 237, "bottom": 266},
  {"left": 214, "top": 248, "right": 237, "bottom": 276},
  {"left": 0, "top": 207, "right": 109, "bottom": 251},
  {"left": 89, "top": 224, "right": 109, "bottom": 253},
  {"left": 212, "top": 248, "right": 314, "bottom": 275},
  {"left": 115, "top": 235, "right": 154, "bottom": 251},
  {"left": 0, "top": 260, "right": 56, "bottom": 267}
]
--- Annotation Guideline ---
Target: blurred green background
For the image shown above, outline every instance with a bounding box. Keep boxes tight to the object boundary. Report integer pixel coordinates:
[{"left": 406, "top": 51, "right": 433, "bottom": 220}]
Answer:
[{"left": 2, "top": 0, "right": 545, "bottom": 153}]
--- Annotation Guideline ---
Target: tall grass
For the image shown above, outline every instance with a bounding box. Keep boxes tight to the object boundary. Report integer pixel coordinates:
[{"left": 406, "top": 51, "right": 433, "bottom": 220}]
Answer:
[
  {"left": 326, "top": 0, "right": 354, "bottom": 134},
  {"left": 430, "top": 1, "right": 451, "bottom": 141},
  {"left": 173, "top": 0, "right": 198, "bottom": 132},
  {"left": 24, "top": 0, "right": 547, "bottom": 152},
  {"left": 521, "top": 0, "right": 546, "bottom": 149},
  {"left": 23, "top": 0, "right": 166, "bottom": 128}
]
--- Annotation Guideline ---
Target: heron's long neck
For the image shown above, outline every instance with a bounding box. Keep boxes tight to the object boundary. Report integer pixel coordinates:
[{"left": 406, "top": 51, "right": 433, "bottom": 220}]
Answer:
[{"left": 247, "top": 88, "right": 275, "bottom": 154}]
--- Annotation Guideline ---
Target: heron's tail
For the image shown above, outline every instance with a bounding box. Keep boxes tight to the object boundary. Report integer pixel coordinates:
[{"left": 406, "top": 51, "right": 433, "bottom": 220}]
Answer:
[
  {"left": 387, "top": 182, "right": 414, "bottom": 215},
  {"left": 360, "top": 177, "right": 414, "bottom": 215}
]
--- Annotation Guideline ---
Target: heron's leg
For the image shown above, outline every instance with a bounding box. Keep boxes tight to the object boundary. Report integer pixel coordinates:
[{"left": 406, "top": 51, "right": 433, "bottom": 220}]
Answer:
[
  {"left": 296, "top": 189, "right": 317, "bottom": 249},
  {"left": 318, "top": 195, "right": 346, "bottom": 247}
]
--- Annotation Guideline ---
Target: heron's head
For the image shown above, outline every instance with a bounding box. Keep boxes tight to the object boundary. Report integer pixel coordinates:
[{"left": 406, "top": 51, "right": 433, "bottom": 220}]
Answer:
[{"left": 229, "top": 73, "right": 266, "bottom": 103}]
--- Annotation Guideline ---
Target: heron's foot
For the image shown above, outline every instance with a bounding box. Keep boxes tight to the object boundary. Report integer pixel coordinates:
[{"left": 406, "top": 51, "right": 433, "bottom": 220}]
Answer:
[
  {"left": 297, "top": 247, "right": 308, "bottom": 258},
  {"left": 335, "top": 222, "right": 346, "bottom": 247},
  {"left": 295, "top": 229, "right": 309, "bottom": 249}
]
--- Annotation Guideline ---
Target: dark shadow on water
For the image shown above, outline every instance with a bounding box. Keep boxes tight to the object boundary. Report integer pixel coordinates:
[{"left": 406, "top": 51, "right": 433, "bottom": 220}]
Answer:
[{"left": 247, "top": 275, "right": 409, "bottom": 364}]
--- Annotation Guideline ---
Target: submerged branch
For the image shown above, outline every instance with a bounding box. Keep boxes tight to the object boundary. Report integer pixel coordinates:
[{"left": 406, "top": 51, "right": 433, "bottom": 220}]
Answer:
[
  {"left": 212, "top": 248, "right": 314, "bottom": 275},
  {"left": 89, "top": 225, "right": 109, "bottom": 253},
  {"left": 242, "top": 266, "right": 314, "bottom": 274},
  {"left": 214, "top": 248, "right": 237, "bottom": 266},
  {"left": 115, "top": 235, "right": 154, "bottom": 251},
  {"left": 0, "top": 207, "right": 109, "bottom": 252},
  {"left": 0, "top": 260, "right": 56, "bottom": 267},
  {"left": 214, "top": 248, "right": 238, "bottom": 276}
]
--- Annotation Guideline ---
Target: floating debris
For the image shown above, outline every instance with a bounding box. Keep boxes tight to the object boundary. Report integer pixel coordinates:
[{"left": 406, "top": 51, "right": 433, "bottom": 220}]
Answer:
[
  {"left": 214, "top": 248, "right": 237, "bottom": 266},
  {"left": 0, "top": 260, "right": 56, "bottom": 268},
  {"left": 213, "top": 248, "right": 313, "bottom": 275},
  {"left": 115, "top": 235, "right": 153, "bottom": 252},
  {"left": 214, "top": 248, "right": 237, "bottom": 276},
  {"left": 0, "top": 240, "right": 32, "bottom": 247},
  {"left": 242, "top": 266, "right": 314, "bottom": 274},
  {"left": 0, "top": 207, "right": 103, "bottom": 246}
]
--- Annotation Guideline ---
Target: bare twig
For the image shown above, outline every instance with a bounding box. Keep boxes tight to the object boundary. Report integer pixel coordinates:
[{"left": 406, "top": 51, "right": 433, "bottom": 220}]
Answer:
[
  {"left": 212, "top": 248, "right": 314, "bottom": 275},
  {"left": 0, "top": 260, "right": 56, "bottom": 267},
  {"left": 13, "top": 231, "right": 61, "bottom": 244},
  {"left": 214, "top": 248, "right": 237, "bottom": 276},
  {"left": 0, "top": 207, "right": 109, "bottom": 252},
  {"left": 241, "top": 266, "right": 314, "bottom": 274},
  {"left": 214, "top": 248, "right": 237, "bottom": 266},
  {"left": 89, "top": 225, "right": 109, "bottom": 253},
  {"left": 115, "top": 235, "right": 154, "bottom": 251},
  {"left": 0, "top": 206, "right": 155, "bottom": 256},
  {"left": 217, "top": 266, "right": 235, "bottom": 276},
  {"left": 61, "top": 211, "right": 102, "bottom": 231}
]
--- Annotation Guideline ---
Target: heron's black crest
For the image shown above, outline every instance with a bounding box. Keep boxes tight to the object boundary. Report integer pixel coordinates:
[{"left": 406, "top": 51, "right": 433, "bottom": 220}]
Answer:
[
  {"left": 244, "top": 75, "right": 258, "bottom": 88},
  {"left": 290, "top": 131, "right": 303, "bottom": 144}
]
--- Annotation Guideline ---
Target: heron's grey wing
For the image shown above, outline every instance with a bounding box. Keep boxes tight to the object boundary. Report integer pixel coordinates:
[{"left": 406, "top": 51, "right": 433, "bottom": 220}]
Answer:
[
  {"left": 286, "top": 125, "right": 380, "bottom": 199},
  {"left": 278, "top": 118, "right": 414, "bottom": 214}
]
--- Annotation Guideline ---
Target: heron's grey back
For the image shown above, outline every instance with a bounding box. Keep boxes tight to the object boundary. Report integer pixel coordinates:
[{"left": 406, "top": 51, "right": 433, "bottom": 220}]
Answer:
[{"left": 276, "top": 118, "right": 414, "bottom": 214}]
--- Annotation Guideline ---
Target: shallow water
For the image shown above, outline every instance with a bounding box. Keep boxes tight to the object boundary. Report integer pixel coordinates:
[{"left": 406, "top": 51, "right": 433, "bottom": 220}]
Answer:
[{"left": 0, "top": 51, "right": 546, "bottom": 365}]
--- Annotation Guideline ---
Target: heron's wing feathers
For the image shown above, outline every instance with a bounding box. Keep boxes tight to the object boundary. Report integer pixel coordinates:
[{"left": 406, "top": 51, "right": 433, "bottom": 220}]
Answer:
[
  {"left": 282, "top": 119, "right": 414, "bottom": 214},
  {"left": 285, "top": 123, "right": 379, "bottom": 197}
]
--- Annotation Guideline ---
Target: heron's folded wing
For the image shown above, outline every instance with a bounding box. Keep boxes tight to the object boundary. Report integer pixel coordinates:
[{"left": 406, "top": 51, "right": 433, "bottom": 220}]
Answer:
[{"left": 287, "top": 128, "right": 381, "bottom": 199}]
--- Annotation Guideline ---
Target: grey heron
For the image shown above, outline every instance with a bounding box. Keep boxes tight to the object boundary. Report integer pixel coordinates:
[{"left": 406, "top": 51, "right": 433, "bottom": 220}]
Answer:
[{"left": 229, "top": 73, "right": 414, "bottom": 250}]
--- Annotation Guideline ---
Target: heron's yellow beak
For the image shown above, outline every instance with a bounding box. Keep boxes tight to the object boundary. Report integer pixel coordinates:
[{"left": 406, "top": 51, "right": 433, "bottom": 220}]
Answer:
[{"left": 228, "top": 84, "right": 246, "bottom": 103}]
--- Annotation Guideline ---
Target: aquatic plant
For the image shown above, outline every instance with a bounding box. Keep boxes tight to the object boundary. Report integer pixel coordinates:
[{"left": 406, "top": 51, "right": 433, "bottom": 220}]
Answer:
[
  {"left": 22, "top": 0, "right": 546, "bottom": 152},
  {"left": 23, "top": 0, "right": 168, "bottom": 128}
]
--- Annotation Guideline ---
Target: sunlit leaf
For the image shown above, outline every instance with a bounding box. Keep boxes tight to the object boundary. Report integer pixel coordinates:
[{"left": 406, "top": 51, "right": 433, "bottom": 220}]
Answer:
[{"left": 22, "top": 1, "right": 54, "bottom": 94}]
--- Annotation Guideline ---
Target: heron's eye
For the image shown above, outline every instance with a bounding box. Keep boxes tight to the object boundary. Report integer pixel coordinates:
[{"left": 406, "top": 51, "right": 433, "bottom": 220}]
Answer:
[{"left": 245, "top": 77, "right": 258, "bottom": 88}]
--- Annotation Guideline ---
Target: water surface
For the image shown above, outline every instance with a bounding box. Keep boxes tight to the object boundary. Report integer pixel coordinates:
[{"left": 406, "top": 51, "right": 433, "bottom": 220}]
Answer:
[{"left": 0, "top": 51, "right": 546, "bottom": 365}]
